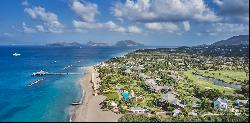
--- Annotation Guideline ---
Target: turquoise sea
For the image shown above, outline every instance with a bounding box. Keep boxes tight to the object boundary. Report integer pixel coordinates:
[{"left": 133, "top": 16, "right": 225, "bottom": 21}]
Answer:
[{"left": 0, "top": 46, "right": 141, "bottom": 122}]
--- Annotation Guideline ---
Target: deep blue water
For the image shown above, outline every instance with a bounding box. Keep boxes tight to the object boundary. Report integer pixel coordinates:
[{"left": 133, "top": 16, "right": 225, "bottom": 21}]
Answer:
[{"left": 0, "top": 46, "right": 141, "bottom": 122}]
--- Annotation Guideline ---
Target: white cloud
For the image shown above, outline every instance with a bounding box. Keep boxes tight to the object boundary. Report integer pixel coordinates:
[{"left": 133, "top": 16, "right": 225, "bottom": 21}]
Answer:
[
  {"left": 70, "top": 0, "right": 129, "bottom": 33},
  {"left": 22, "top": 22, "right": 36, "bottom": 33},
  {"left": 72, "top": 20, "right": 102, "bottom": 29},
  {"left": 72, "top": 20, "right": 119, "bottom": 31},
  {"left": 127, "top": 26, "right": 142, "bottom": 33},
  {"left": 70, "top": 0, "right": 98, "bottom": 22},
  {"left": 214, "top": 0, "right": 248, "bottom": 15},
  {"left": 213, "top": 0, "right": 249, "bottom": 23},
  {"left": 74, "top": 28, "right": 85, "bottom": 33},
  {"left": 117, "top": 18, "right": 124, "bottom": 23},
  {"left": 145, "top": 22, "right": 179, "bottom": 32},
  {"left": 24, "top": 8, "right": 36, "bottom": 18},
  {"left": 206, "top": 23, "right": 249, "bottom": 34},
  {"left": 183, "top": 21, "right": 190, "bottom": 31},
  {"left": 111, "top": 27, "right": 126, "bottom": 33},
  {"left": 22, "top": 0, "right": 29, "bottom": 6},
  {"left": 103, "top": 21, "right": 118, "bottom": 29},
  {"left": 213, "top": 0, "right": 223, "bottom": 6},
  {"left": 36, "top": 25, "right": 45, "bottom": 32},
  {"left": 24, "top": 7, "right": 58, "bottom": 22},
  {"left": 70, "top": 0, "right": 143, "bottom": 34},
  {"left": 72, "top": 20, "right": 142, "bottom": 34},
  {"left": 2, "top": 32, "right": 13, "bottom": 37},
  {"left": 112, "top": 0, "right": 219, "bottom": 23},
  {"left": 24, "top": 6, "right": 63, "bottom": 33}
]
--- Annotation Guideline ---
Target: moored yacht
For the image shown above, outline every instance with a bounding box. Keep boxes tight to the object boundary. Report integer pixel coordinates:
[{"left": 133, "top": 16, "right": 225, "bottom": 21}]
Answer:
[{"left": 13, "top": 53, "right": 21, "bottom": 56}]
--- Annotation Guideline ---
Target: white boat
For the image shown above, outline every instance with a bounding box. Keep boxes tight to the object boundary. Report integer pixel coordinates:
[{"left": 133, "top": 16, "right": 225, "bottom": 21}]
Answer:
[{"left": 13, "top": 53, "right": 21, "bottom": 56}]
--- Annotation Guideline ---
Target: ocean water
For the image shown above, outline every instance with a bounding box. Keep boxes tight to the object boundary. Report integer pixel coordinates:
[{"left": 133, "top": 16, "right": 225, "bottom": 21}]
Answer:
[{"left": 0, "top": 46, "right": 140, "bottom": 122}]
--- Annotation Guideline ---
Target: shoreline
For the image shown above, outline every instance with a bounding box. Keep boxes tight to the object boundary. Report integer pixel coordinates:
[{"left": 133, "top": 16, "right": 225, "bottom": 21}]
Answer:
[
  {"left": 71, "top": 65, "right": 122, "bottom": 122},
  {"left": 70, "top": 66, "right": 93, "bottom": 122}
]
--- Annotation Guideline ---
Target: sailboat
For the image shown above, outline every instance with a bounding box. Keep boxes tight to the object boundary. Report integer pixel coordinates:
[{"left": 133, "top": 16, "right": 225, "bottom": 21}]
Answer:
[{"left": 13, "top": 53, "right": 21, "bottom": 56}]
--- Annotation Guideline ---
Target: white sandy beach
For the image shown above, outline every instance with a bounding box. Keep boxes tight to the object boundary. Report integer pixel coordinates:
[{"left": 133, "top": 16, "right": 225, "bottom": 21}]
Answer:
[{"left": 72, "top": 66, "right": 122, "bottom": 122}]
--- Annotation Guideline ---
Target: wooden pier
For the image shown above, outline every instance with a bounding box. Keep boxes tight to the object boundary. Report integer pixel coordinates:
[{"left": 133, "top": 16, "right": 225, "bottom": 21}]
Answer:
[
  {"left": 44, "top": 72, "right": 83, "bottom": 75},
  {"left": 32, "top": 71, "right": 83, "bottom": 76},
  {"left": 26, "top": 78, "right": 45, "bottom": 87}
]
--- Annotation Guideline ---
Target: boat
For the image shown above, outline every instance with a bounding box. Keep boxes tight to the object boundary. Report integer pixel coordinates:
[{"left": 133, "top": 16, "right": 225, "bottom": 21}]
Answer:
[
  {"left": 13, "top": 53, "right": 21, "bottom": 56},
  {"left": 32, "top": 70, "right": 47, "bottom": 76},
  {"left": 50, "top": 60, "right": 57, "bottom": 64},
  {"left": 71, "top": 101, "right": 82, "bottom": 105},
  {"left": 63, "top": 65, "right": 73, "bottom": 70}
]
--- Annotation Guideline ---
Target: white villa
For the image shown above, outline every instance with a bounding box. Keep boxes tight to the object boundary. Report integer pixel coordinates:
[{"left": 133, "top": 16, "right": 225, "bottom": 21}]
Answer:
[
  {"left": 129, "top": 107, "right": 148, "bottom": 114},
  {"left": 172, "top": 109, "right": 181, "bottom": 117},
  {"left": 214, "top": 97, "right": 228, "bottom": 110}
]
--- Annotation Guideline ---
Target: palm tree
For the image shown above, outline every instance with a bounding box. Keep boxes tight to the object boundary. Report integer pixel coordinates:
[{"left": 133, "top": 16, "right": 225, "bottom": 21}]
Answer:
[{"left": 200, "top": 97, "right": 211, "bottom": 112}]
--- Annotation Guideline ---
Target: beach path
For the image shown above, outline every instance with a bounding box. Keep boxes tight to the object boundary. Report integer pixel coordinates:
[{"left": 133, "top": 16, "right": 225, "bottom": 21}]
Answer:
[{"left": 85, "top": 95, "right": 122, "bottom": 122}]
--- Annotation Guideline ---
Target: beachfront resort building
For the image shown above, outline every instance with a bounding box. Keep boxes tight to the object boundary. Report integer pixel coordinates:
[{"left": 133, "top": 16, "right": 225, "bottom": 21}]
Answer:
[
  {"left": 129, "top": 107, "right": 148, "bottom": 114},
  {"left": 172, "top": 109, "right": 181, "bottom": 117}
]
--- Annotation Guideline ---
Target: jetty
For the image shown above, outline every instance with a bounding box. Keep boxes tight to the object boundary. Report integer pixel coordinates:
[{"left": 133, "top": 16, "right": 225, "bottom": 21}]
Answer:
[
  {"left": 26, "top": 78, "right": 45, "bottom": 87},
  {"left": 32, "top": 70, "right": 83, "bottom": 76}
]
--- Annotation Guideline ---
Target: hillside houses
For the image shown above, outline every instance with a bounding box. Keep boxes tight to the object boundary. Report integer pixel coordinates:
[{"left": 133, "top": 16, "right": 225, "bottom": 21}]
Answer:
[{"left": 96, "top": 46, "right": 249, "bottom": 119}]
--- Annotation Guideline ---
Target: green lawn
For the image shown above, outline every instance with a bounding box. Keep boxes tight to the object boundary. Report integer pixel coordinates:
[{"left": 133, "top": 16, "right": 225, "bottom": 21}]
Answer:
[
  {"left": 184, "top": 70, "right": 234, "bottom": 95},
  {"left": 195, "top": 70, "right": 248, "bottom": 84},
  {"left": 103, "top": 91, "right": 121, "bottom": 100}
]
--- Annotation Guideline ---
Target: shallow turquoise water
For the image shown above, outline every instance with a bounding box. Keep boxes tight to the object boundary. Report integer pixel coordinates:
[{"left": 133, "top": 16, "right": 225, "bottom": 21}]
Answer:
[{"left": 0, "top": 46, "right": 139, "bottom": 121}]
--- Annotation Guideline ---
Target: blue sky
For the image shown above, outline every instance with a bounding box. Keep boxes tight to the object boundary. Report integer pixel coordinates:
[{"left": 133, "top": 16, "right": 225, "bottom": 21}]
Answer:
[{"left": 0, "top": 0, "right": 249, "bottom": 46}]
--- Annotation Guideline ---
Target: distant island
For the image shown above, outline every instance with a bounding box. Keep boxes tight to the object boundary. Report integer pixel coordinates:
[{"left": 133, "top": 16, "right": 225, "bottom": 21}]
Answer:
[
  {"left": 46, "top": 40, "right": 144, "bottom": 47},
  {"left": 114, "top": 40, "right": 144, "bottom": 47},
  {"left": 46, "top": 42, "right": 83, "bottom": 47},
  {"left": 86, "top": 41, "right": 110, "bottom": 47}
]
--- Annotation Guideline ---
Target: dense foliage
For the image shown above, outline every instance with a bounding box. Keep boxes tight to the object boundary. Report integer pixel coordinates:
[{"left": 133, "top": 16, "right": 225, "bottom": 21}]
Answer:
[
  {"left": 97, "top": 45, "right": 249, "bottom": 122},
  {"left": 118, "top": 113, "right": 249, "bottom": 122}
]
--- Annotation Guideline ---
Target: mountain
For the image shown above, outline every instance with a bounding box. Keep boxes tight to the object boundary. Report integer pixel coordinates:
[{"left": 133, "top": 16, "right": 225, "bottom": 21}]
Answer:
[
  {"left": 85, "top": 41, "right": 109, "bottom": 47},
  {"left": 114, "top": 40, "right": 144, "bottom": 47},
  {"left": 46, "top": 42, "right": 83, "bottom": 47},
  {"left": 212, "top": 35, "right": 249, "bottom": 46}
]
